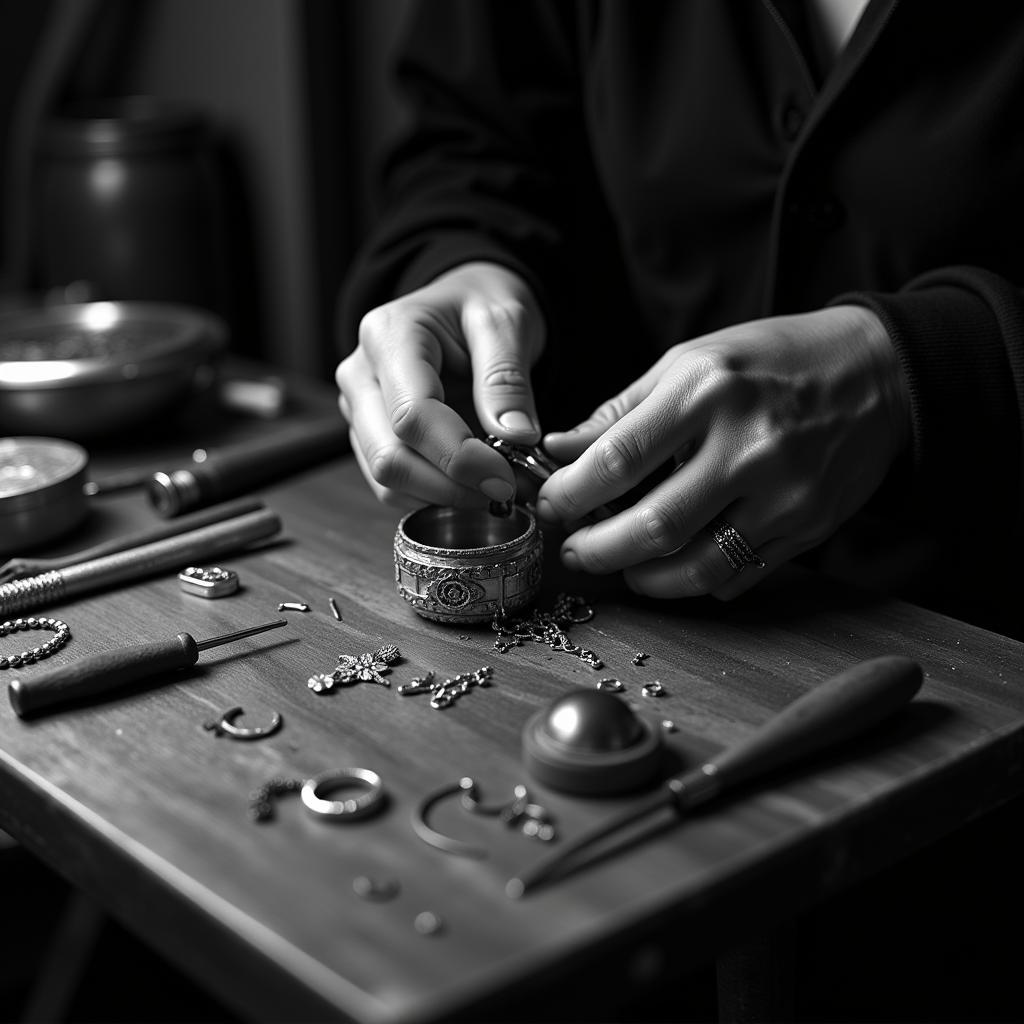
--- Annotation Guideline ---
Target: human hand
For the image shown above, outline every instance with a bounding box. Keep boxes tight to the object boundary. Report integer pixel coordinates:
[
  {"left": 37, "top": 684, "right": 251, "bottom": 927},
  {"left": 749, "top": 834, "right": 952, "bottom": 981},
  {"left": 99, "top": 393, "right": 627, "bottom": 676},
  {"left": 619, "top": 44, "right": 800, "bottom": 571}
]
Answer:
[
  {"left": 336, "top": 262, "right": 545, "bottom": 508},
  {"left": 536, "top": 306, "right": 910, "bottom": 599}
]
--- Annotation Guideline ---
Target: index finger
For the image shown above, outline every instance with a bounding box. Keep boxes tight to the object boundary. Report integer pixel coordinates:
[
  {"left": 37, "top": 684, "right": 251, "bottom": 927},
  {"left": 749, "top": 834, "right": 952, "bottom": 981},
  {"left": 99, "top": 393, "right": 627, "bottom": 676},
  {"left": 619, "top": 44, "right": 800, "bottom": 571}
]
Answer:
[
  {"left": 365, "top": 316, "right": 515, "bottom": 502},
  {"left": 538, "top": 380, "right": 702, "bottom": 524}
]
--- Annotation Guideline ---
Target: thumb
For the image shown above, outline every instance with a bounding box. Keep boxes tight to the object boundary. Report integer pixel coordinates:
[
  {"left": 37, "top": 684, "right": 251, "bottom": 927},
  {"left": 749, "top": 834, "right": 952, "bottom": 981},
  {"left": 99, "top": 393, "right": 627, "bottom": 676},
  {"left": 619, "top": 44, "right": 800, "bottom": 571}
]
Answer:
[{"left": 462, "top": 294, "right": 542, "bottom": 444}]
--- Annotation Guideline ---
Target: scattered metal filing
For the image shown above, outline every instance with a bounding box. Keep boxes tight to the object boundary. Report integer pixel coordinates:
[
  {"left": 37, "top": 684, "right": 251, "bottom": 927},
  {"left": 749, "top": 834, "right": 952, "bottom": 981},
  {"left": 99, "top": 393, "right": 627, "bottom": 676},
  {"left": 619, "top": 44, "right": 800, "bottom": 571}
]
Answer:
[
  {"left": 203, "top": 705, "right": 282, "bottom": 740},
  {"left": 413, "top": 911, "right": 444, "bottom": 936},
  {"left": 491, "top": 592, "right": 603, "bottom": 668},
  {"left": 179, "top": 565, "right": 239, "bottom": 599},
  {"left": 398, "top": 666, "right": 493, "bottom": 709},
  {"left": 352, "top": 875, "right": 400, "bottom": 902},
  {"left": 328, "top": 597, "right": 342, "bottom": 621},
  {"left": 412, "top": 776, "right": 555, "bottom": 859},
  {"left": 307, "top": 644, "right": 401, "bottom": 693},
  {"left": 0, "top": 616, "right": 71, "bottom": 669},
  {"left": 248, "top": 777, "right": 302, "bottom": 822},
  {"left": 278, "top": 601, "right": 310, "bottom": 613},
  {"left": 631, "top": 651, "right": 649, "bottom": 666},
  {"left": 460, "top": 778, "right": 556, "bottom": 842}
]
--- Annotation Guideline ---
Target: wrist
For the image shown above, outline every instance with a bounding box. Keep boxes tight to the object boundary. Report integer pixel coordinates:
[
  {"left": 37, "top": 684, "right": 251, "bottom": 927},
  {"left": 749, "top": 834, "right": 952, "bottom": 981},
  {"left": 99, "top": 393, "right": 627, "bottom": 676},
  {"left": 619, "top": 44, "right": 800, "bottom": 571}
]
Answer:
[{"left": 835, "top": 303, "right": 912, "bottom": 460}]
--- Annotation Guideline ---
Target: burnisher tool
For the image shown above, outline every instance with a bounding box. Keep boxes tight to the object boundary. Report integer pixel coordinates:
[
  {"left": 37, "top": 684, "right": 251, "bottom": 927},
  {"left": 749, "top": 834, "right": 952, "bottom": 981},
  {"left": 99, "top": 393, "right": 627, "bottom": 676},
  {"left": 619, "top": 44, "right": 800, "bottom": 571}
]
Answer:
[{"left": 507, "top": 655, "right": 923, "bottom": 897}]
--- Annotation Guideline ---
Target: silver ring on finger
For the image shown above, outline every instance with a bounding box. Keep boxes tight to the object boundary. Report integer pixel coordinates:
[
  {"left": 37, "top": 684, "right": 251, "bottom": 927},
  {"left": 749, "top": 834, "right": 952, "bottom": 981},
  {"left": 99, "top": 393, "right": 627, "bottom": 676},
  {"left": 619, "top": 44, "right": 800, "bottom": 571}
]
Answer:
[{"left": 708, "top": 517, "right": 766, "bottom": 572}]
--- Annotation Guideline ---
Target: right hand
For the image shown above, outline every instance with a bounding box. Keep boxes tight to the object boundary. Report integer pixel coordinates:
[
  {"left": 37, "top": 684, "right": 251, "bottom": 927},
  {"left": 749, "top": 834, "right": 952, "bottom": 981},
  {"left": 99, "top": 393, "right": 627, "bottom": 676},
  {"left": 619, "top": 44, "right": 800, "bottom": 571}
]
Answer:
[{"left": 336, "top": 262, "right": 546, "bottom": 508}]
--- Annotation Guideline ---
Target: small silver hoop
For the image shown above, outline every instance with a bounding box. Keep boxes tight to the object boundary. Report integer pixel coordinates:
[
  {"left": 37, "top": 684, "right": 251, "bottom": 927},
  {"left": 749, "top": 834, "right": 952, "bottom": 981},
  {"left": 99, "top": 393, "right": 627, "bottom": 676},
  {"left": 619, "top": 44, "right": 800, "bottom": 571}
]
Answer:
[
  {"left": 204, "top": 706, "right": 282, "bottom": 740},
  {"left": 301, "top": 768, "right": 385, "bottom": 821}
]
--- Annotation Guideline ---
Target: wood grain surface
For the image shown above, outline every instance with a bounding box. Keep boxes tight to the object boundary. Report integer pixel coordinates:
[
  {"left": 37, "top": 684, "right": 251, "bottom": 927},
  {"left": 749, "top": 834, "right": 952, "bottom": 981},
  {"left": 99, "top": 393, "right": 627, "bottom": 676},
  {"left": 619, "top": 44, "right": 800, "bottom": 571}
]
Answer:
[{"left": 2, "top": 376, "right": 1023, "bottom": 1023}]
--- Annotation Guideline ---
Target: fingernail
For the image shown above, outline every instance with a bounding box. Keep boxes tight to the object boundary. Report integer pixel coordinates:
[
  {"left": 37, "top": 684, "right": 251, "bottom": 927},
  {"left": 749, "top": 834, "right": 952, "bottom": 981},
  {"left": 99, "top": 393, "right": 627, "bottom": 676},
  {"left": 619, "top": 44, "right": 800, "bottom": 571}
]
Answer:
[
  {"left": 498, "top": 411, "right": 537, "bottom": 435},
  {"left": 480, "top": 477, "right": 514, "bottom": 502},
  {"left": 562, "top": 548, "right": 581, "bottom": 571},
  {"left": 536, "top": 497, "right": 555, "bottom": 521}
]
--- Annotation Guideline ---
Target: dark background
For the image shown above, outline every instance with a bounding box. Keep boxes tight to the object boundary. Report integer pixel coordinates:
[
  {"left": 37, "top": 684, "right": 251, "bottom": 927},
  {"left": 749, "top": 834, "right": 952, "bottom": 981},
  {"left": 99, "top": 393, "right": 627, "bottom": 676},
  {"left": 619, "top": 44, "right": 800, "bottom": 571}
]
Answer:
[{"left": 0, "top": 0, "right": 413, "bottom": 380}]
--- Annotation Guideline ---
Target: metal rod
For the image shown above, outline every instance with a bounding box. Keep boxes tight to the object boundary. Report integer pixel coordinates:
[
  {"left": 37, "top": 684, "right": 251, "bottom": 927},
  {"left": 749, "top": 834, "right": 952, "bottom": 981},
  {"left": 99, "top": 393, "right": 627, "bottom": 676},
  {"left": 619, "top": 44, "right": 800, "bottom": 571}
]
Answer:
[
  {"left": 0, "top": 507, "right": 282, "bottom": 617},
  {"left": 196, "top": 619, "right": 287, "bottom": 652},
  {"left": 0, "top": 498, "right": 265, "bottom": 582}
]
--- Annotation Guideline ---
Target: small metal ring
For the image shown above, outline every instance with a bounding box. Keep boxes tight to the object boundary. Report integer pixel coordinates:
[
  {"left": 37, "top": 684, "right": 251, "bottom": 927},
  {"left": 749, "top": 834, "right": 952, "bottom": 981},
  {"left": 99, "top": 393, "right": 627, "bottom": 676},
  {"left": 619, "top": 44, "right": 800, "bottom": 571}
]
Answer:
[
  {"left": 301, "top": 768, "right": 385, "bottom": 821},
  {"left": 205, "top": 705, "right": 282, "bottom": 740},
  {"left": 412, "top": 780, "right": 487, "bottom": 858}
]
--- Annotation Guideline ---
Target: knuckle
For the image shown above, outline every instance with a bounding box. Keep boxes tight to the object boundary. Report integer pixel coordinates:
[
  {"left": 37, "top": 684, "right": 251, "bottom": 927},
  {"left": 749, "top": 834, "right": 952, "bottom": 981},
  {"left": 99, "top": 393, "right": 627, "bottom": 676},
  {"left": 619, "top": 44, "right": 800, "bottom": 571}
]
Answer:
[
  {"left": 366, "top": 443, "right": 407, "bottom": 489},
  {"left": 592, "top": 434, "right": 641, "bottom": 486},
  {"left": 357, "top": 306, "right": 391, "bottom": 349},
  {"left": 335, "top": 356, "right": 354, "bottom": 392},
  {"left": 467, "top": 297, "right": 527, "bottom": 336},
  {"left": 634, "top": 504, "right": 685, "bottom": 556},
  {"left": 389, "top": 397, "right": 428, "bottom": 444},
  {"left": 682, "top": 557, "right": 718, "bottom": 594},
  {"left": 480, "top": 360, "right": 531, "bottom": 393}
]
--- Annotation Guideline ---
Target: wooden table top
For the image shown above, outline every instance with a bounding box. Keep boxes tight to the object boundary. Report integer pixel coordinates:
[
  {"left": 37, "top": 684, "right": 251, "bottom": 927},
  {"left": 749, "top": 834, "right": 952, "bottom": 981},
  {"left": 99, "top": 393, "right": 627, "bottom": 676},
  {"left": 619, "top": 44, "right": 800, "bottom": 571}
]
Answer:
[{"left": 2, "top": 380, "right": 1023, "bottom": 1023}]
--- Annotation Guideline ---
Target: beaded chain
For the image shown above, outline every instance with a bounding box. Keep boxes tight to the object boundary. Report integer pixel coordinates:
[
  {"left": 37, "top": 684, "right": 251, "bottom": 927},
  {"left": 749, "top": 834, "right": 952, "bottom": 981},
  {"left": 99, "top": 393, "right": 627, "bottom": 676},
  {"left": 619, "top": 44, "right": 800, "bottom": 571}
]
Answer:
[
  {"left": 492, "top": 592, "right": 603, "bottom": 668},
  {"left": 0, "top": 616, "right": 71, "bottom": 669}
]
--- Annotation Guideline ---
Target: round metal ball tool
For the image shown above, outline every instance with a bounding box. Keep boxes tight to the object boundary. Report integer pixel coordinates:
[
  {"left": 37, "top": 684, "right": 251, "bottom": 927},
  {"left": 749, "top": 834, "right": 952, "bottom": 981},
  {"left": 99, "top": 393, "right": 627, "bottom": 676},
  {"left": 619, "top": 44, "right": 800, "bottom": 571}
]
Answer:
[{"left": 523, "top": 688, "right": 663, "bottom": 796}]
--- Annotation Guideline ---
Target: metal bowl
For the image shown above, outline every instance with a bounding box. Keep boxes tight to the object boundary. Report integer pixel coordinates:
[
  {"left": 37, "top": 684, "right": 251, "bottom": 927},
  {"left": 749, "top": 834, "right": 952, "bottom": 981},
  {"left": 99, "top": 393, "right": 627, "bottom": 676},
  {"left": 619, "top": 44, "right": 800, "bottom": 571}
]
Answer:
[{"left": 0, "top": 301, "right": 226, "bottom": 439}]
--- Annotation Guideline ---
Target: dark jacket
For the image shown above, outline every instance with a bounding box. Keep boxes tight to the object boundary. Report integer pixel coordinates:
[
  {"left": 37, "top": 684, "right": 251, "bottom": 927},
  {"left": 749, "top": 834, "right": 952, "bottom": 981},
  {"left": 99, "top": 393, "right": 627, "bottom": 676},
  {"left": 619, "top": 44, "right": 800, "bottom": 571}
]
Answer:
[{"left": 340, "top": 0, "right": 1024, "bottom": 637}]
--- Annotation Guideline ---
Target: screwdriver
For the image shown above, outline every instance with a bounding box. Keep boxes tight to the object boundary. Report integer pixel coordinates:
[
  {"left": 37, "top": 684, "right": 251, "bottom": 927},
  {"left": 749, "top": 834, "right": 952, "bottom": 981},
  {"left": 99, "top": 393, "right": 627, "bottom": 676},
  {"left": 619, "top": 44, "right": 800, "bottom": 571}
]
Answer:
[{"left": 8, "top": 619, "right": 287, "bottom": 719}]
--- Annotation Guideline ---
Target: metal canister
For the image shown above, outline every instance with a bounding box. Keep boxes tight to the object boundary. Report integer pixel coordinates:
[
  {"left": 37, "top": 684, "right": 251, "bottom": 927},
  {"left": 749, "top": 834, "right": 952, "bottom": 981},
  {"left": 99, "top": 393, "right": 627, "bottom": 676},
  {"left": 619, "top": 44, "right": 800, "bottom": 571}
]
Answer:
[
  {"left": 0, "top": 437, "right": 89, "bottom": 553},
  {"left": 29, "top": 96, "right": 229, "bottom": 315},
  {"left": 394, "top": 505, "right": 542, "bottom": 624}
]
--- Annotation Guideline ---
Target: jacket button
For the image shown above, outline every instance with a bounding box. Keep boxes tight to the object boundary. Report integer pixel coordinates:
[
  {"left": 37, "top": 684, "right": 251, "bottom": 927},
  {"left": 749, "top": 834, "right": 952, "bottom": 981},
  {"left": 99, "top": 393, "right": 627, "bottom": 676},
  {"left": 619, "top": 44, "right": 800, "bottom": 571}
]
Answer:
[{"left": 807, "top": 196, "right": 846, "bottom": 230}]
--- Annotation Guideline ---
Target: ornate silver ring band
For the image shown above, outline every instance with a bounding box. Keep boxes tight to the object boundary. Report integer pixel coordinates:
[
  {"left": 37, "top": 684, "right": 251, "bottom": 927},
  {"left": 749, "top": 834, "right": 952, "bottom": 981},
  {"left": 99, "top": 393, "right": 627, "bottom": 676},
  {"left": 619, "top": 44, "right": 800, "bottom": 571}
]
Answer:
[
  {"left": 301, "top": 768, "right": 386, "bottom": 821},
  {"left": 709, "top": 517, "right": 765, "bottom": 572},
  {"left": 394, "top": 505, "right": 542, "bottom": 625}
]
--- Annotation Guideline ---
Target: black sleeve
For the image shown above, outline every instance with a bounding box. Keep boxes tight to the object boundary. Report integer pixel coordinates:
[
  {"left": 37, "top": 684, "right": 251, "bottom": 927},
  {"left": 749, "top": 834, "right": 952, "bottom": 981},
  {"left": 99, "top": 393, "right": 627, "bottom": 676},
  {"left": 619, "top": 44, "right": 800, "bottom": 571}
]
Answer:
[
  {"left": 829, "top": 268, "right": 1024, "bottom": 634},
  {"left": 336, "top": 0, "right": 584, "bottom": 351}
]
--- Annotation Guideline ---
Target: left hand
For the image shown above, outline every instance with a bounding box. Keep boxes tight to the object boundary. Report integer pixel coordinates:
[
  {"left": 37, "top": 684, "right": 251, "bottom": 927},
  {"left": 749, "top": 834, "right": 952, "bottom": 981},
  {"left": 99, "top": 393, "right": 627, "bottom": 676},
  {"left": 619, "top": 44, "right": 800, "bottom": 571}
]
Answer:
[{"left": 535, "top": 306, "right": 911, "bottom": 600}]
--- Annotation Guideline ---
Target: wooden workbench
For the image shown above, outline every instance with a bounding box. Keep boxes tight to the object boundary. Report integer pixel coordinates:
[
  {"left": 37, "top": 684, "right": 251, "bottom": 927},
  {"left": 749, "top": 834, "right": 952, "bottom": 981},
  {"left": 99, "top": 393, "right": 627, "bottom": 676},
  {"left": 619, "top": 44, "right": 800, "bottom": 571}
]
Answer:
[{"left": 1, "top": 380, "right": 1022, "bottom": 1022}]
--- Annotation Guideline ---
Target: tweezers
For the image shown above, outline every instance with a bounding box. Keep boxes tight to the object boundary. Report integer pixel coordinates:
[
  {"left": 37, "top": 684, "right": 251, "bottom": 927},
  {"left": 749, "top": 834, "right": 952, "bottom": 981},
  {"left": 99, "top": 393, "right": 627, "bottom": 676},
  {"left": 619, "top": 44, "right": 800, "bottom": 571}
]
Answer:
[{"left": 486, "top": 436, "right": 623, "bottom": 523}]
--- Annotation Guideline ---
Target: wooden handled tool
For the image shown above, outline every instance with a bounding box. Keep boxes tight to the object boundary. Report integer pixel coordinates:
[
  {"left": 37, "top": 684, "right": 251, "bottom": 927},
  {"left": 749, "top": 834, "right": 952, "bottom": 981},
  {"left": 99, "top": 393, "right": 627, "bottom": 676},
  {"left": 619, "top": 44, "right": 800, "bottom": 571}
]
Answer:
[
  {"left": 507, "top": 654, "right": 924, "bottom": 897},
  {"left": 8, "top": 619, "right": 287, "bottom": 718}
]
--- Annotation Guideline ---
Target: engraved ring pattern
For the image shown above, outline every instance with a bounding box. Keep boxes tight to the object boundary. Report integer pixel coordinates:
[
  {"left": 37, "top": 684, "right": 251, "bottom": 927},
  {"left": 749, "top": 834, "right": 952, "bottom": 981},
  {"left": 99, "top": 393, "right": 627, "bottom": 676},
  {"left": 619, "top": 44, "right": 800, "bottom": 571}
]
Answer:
[{"left": 708, "top": 517, "right": 766, "bottom": 572}]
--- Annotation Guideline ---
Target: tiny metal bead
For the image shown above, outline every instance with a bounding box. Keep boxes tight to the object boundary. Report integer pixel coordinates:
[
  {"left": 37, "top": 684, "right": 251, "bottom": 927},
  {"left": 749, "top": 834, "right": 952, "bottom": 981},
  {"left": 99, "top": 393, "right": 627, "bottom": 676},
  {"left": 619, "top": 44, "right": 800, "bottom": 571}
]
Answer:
[
  {"left": 353, "top": 875, "right": 400, "bottom": 902},
  {"left": 414, "top": 911, "right": 444, "bottom": 936}
]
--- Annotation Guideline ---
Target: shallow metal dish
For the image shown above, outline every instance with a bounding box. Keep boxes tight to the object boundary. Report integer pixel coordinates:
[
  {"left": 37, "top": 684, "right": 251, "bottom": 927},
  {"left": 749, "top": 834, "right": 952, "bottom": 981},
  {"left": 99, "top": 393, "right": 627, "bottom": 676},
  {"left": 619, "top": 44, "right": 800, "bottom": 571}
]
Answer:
[{"left": 0, "top": 301, "right": 226, "bottom": 438}]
